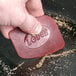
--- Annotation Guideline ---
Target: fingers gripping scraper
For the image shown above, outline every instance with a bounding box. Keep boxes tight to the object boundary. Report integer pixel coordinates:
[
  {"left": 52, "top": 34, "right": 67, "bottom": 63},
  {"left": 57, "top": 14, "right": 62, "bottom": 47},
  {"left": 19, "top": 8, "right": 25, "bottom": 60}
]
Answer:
[{"left": 9, "top": 15, "right": 65, "bottom": 58}]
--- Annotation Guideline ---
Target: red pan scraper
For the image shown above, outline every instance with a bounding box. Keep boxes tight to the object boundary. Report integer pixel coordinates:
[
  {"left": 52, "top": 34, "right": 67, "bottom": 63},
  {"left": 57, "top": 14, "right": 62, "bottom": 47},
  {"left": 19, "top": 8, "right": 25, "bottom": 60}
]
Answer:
[{"left": 9, "top": 15, "right": 65, "bottom": 58}]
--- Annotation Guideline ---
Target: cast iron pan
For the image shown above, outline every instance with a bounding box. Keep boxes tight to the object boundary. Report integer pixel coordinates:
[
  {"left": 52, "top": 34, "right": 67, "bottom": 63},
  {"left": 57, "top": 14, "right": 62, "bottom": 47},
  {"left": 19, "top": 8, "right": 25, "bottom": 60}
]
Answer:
[{"left": 0, "top": 0, "right": 76, "bottom": 76}]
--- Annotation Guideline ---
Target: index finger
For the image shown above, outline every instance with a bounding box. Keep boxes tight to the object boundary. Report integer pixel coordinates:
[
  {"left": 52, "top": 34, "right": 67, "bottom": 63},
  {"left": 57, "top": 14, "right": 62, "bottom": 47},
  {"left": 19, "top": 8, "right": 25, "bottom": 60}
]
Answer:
[{"left": 26, "top": 0, "right": 44, "bottom": 17}]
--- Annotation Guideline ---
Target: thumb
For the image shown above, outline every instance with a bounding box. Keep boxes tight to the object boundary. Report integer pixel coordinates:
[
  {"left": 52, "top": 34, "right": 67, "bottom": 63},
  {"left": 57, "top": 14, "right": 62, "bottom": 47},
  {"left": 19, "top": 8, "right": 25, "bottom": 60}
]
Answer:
[{"left": 19, "top": 14, "right": 42, "bottom": 34}]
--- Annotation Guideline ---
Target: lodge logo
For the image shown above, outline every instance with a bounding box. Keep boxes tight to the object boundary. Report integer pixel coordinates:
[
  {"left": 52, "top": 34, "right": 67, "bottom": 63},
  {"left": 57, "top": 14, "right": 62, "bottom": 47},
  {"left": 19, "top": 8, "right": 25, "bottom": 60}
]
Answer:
[{"left": 24, "top": 26, "right": 50, "bottom": 48}]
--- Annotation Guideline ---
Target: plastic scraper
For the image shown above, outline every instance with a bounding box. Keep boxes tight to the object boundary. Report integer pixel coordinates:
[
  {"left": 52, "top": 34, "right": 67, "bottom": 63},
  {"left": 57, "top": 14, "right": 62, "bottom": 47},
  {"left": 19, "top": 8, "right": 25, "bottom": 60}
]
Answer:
[{"left": 9, "top": 15, "right": 65, "bottom": 58}]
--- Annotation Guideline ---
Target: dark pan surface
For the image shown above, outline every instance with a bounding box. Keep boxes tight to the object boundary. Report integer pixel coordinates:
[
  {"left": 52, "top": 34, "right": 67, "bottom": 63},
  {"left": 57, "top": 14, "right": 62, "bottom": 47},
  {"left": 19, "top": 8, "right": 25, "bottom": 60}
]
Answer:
[{"left": 0, "top": 0, "right": 76, "bottom": 76}]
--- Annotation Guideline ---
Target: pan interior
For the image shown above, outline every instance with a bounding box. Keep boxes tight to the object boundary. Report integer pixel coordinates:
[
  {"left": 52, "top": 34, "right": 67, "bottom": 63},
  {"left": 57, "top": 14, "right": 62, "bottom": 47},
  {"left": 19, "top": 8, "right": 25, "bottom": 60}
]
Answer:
[{"left": 0, "top": 10, "right": 76, "bottom": 76}]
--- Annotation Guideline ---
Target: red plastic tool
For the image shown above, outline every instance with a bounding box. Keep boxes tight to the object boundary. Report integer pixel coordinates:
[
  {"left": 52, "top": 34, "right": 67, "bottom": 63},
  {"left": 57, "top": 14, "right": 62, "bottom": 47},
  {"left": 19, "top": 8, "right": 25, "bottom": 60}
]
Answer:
[{"left": 9, "top": 15, "right": 65, "bottom": 58}]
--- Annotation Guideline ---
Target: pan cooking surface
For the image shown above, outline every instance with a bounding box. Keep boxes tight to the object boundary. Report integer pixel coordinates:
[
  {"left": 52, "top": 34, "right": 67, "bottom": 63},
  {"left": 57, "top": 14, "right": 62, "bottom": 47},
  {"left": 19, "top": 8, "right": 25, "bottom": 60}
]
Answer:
[
  {"left": 0, "top": 0, "right": 76, "bottom": 75},
  {"left": 0, "top": 10, "right": 76, "bottom": 76}
]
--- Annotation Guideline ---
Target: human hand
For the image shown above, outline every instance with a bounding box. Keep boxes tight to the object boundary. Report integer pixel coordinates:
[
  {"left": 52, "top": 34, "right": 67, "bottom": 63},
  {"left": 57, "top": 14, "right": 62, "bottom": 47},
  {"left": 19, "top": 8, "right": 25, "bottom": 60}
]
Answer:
[{"left": 0, "top": 0, "right": 44, "bottom": 39}]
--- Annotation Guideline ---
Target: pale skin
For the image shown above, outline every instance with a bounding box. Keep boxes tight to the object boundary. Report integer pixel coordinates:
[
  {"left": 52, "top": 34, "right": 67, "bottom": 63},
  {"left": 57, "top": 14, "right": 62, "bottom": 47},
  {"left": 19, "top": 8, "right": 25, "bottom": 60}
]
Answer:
[{"left": 0, "top": 0, "right": 44, "bottom": 39}]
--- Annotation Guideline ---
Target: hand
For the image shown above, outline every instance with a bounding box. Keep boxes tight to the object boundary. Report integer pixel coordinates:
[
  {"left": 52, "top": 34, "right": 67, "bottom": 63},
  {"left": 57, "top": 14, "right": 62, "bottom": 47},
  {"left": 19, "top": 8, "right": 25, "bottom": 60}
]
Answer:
[{"left": 0, "top": 0, "right": 44, "bottom": 39}]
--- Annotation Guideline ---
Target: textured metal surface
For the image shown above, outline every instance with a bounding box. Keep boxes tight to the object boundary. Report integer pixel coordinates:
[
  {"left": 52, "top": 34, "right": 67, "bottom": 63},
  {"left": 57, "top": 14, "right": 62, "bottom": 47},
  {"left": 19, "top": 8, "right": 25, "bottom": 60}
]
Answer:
[
  {"left": 0, "top": 0, "right": 76, "bottom": 76},
  {"left": 42, "top": 0, "right": 76, "bottom": 24}
]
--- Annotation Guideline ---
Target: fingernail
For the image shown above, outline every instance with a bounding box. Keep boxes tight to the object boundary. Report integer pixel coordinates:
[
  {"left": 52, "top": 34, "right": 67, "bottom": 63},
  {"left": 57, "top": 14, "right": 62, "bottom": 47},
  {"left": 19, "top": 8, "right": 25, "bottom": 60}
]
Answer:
[
  {"left": 32, "top": 23, "right": 42, "bottom": 34},
  {"left": 35, "top": 23, "right": 42, "bottom": 34}
]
